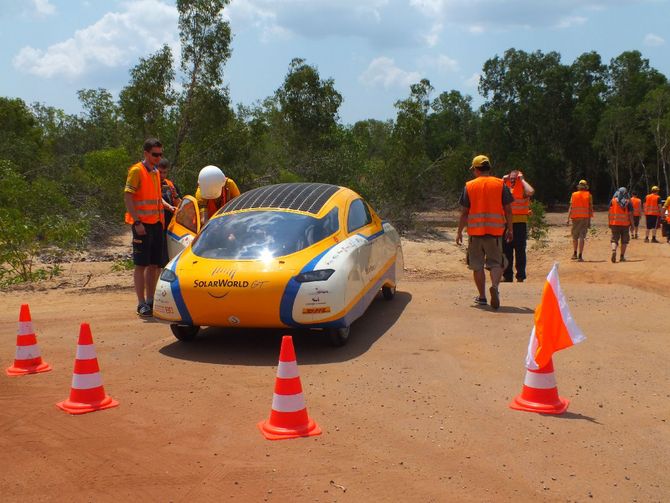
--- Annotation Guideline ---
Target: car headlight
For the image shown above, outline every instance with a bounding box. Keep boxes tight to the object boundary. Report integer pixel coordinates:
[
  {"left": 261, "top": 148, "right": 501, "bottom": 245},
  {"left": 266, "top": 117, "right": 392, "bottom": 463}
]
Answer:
[
  {"left": 294, "top": 269, "right": 335, "bottom": 282},
  {"left": 160, "top": 269, "right": 178, "bottom": 283}
]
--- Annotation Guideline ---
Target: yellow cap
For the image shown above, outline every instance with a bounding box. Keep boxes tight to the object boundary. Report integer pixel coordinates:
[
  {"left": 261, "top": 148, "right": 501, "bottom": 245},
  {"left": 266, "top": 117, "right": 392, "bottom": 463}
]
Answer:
[
  {"left": 471, "top": 155, "right": 490, "bottom": 169},
  {"left": 651, "top": 185, "right": 660, "bottom": 192}
]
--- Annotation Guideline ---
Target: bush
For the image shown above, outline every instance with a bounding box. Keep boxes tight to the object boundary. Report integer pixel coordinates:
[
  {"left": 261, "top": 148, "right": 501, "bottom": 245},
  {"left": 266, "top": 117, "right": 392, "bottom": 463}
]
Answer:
[{"left": 528, "top": 200, "right": 549, "bottom": 242}]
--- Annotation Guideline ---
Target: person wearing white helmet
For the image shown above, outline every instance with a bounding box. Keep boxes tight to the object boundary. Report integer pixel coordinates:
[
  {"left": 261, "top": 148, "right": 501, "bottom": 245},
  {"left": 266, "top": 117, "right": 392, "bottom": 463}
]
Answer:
[{"left": 195, "top": 165, "right": 241, "bottom": 223}]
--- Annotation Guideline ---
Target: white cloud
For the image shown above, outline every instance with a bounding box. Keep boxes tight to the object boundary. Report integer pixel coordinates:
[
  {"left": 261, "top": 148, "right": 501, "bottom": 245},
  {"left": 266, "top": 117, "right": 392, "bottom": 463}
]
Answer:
[
  {"left": 409, "top": 0, "right": 656, "bottom": 33},
  {"left": 226, "top": 0, "right": 425, "bottom": 47},
  {"left": 419, "top": 54, "right": 459, "bottom": 74},
  {"left": 464, "top": 73, "right": 480, "bottom": 89},
  {"left": 644, "top": 33, "right": 665, "bottom": 47},
  {"left": 32, "top": 0, "right": 56, "bottom": 17},
  {"left": 360, "top": 57, "right": 422, "bottom": 89},
  {"left": 13, "top": 0, "right": 178, "bottom": 79}
]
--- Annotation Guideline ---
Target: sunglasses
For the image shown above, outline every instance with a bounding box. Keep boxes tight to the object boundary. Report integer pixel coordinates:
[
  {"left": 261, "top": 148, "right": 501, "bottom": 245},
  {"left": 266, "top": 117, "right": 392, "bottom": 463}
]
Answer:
[{"left": 150, "top": 152, "right": 163, "bottom": 158}]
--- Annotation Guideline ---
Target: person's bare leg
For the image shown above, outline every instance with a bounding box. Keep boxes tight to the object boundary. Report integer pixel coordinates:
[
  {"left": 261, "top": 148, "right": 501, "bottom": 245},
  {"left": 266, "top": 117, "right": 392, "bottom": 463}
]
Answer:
[
  {"left": 473, "top": 269, "right": 486, "bottom": 299},
  {"left": 489, "top": 266, "right": 503, "bottom": 289},
  {"left": 578, "top": 238, "right": 585, "bottom": 256},
  {"left": 145, "top": 265, "right": 159, "bottom": 302},
  {"left": 134, "top": 266, "right": 147, "bottom": 304},
  {"left": 572, "top": 238, "right": 578, "bottom": 255},
  {"left": 620, "top": 243, "right": 627, "bottom": 258}
]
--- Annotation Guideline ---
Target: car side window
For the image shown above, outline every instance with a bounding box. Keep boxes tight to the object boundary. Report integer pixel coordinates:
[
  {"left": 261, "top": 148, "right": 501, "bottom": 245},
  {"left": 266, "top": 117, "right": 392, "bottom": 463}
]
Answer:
[
  {"left": 347, "top": 198, "right": 372, "bottom": 233},
  {"left": 175, "top": 199, "right": 198, "bottom": 233}
]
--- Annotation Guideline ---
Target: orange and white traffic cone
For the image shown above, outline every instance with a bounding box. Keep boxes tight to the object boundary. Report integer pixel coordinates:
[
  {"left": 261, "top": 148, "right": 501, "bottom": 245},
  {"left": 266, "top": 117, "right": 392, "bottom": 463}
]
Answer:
[
  {"left": 509, "top": 359, "right": 569, "bottom": 414},
  {"left": 258, "top": 335, "right": 322, "bottom": 440},
  {"left": 6, "top": 304, "right": 52, "bottom": 376},
  {"left": 56, "top": 323, "right": 119, "bottom": 415}
]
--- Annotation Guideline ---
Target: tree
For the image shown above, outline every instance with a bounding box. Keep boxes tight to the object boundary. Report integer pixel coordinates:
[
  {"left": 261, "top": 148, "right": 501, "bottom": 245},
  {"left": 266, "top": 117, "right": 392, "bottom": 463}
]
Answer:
[
  {"left": 118, "top": 44, "right": 176, "bottom": 145},
  {"left": 173, "top": 0, "right": 232, "bottom": 169},
  {"left": 0, "top": 97, "right": 44, "bottom": 174},
  {"left": 76, "top": 88, "right": 121, "bottom": 150},
  {"left": 640, "top": 84, "right": 670, "bottom": 194}
]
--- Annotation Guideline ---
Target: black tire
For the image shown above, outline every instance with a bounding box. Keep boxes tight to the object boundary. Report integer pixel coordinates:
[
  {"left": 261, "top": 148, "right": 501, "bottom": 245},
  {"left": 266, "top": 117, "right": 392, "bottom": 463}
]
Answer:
[
  {"left": 327, "top": 326, "right": 350, "bottom": 347},
  {"left": 382, "top": 285, "right": 396, "bottom": 301},
  {"left": 170, "top": 324, "right": 200, "bottom": 342}
]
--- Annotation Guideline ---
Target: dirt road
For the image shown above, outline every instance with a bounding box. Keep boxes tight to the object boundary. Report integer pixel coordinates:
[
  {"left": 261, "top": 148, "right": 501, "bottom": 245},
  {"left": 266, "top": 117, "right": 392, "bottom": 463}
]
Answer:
[{"left": 1, "top": 212, "right": 669, "bottom": 502}]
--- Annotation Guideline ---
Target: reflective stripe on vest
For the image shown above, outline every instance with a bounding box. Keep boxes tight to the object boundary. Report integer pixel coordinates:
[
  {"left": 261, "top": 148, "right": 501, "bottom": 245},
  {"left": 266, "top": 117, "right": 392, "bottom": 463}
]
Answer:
[
  {"left": 644, "top": 194, "right": 660, "bottom": 215},
  {"left": 608, "top": 198, "right": 630, "bottom": 226},
  {"left": 569, "top": 191, "right": 592, "bottom": 219},
  {"left": 466, "top": 176, "right": 506, "bottom": 236},
  {"left": 631, "top": 197, "right": 642, "bottom": 217},
  {"left": 125, "top": 162, "right": 163, "bottom": 225},
  {"left": 505, "top": 179, "right": 529, "bottom": 215}
]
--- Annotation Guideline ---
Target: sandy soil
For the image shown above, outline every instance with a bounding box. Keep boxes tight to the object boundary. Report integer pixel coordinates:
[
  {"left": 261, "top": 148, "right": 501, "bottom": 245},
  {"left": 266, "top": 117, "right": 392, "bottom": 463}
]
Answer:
[{"left": 1, "top": 211, "right": 669, "bottom": 502}]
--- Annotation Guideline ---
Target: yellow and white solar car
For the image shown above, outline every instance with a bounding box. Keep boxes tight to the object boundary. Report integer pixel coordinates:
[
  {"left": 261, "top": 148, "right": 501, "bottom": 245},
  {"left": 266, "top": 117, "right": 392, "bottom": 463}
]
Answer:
[{"left": 155, "top": 183, "right": 403, "bottom": 345}]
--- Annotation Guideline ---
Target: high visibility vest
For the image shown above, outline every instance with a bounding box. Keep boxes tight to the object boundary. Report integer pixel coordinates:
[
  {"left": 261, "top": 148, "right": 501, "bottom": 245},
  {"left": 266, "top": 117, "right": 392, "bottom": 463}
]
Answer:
[
  {"left": 569, "top": 191, "right": 592, "bottom": 220},
  {"left": 644, "top": 194, "right": 660, "bottom": 216},
  {"left": 466, "top": 176, "right": 506, "bottom": 237},
  {"left": 631, "top": 197, "right": 642, "bottom": 217},
  {"left": 505, "top": 178, "right": 530, "bottom": 215},
  {"left": 125, "top": 162, "right": 163, "bottom": 225},
  {"left": 608, "top": 198, "right": 631, "bottom": 226}
]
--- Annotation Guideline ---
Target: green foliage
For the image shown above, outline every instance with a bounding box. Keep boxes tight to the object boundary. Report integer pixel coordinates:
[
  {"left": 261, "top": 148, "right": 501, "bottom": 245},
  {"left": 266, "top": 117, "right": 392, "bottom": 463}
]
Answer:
[
  {"left": 111, "top": 258, "right": 134, "bottom": 272},
  {"left": 528, "top": 200, "right": 549, "bottom": 242}
]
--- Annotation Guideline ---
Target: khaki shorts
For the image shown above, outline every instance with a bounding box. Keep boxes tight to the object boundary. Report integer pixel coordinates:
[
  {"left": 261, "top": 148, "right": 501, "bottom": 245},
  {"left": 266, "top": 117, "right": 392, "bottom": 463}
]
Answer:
[
  {"left": 467, "top": 235, "right": 507, "bottom": 271},
  {"left": 610, "top": 225, "right": 630, "bottom": 245},
  {"left": 571, "top": 219, "right": 589, "bottom": 240}
]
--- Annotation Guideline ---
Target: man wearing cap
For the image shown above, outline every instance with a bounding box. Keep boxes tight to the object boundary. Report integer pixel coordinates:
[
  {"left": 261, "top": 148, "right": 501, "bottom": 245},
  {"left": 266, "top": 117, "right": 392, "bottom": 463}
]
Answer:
[
  {"left": 567, "top": 180, "right": 593, "bottom": 261},
  {"left": 643, "top": 186, "right": 661, "bottom": 243},
  {"left": 662, "top": 193, "right": 670, "bottom": 244},
  {"left": 456, "top": 155, "right": 514, "bottom": 309},
  {"left": 501, "top": 169, "right": 535, "bottom": 282}
]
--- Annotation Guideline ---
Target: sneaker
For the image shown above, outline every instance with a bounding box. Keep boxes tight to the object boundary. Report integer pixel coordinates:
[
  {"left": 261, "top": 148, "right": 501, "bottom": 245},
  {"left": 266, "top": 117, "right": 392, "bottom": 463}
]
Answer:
[
  {"left": 611, "top": 251, "right": 616, "bottom": 263},
  {"left": 571, "top": 254, "right": 578, "bottom": 260},
  {"left": 516, "top": 278, "right": 525, "bottom": 283},
  {"left": 620, "top": 256, "right": 626, "bottom": 262},
  {"left": 147, "top": 300, "right": 154, "bottom": 310},
  {"left": 489, "top": 287, "right": 500, "bottom": 310},
  {"left": 652, "top": 238, "right": 659, "bottom": 243},
  {"left": 474, "top": 296, "right": 487, "bottom": 305},
  {"left": 502, "top": 277, "right": 514, "bottom": 283},
  {"left": 578, "top": 256, "right": 584, "bottom": 262},
  {"left": 644, "top": 237, "right": 649, "bottom": 243},
  {"left": 137, "top": 303, "right": 152, "bottom": 317}
]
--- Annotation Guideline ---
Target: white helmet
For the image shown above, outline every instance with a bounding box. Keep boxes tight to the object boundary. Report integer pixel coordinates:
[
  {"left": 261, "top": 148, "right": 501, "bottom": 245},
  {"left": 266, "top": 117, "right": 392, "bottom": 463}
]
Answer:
[{"left": 198, "top": 165, "right": 226, "bottom": 199}]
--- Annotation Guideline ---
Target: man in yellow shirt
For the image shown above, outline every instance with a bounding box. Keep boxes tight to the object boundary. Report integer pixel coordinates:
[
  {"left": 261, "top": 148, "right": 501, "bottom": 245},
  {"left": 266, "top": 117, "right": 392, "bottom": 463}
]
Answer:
[
  {"left": 194, "top": 165, "right": 241, "bottom": 224},
  {"left": 124, "top": 138, "right": 164, "bottom": 317},
  {"left": 663, "top": 194, "right": 670, "bottom": 244}
]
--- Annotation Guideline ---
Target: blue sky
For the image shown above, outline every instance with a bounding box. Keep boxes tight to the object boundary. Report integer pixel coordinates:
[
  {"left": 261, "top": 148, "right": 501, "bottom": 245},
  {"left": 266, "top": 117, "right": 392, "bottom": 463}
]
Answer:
[{"left": 1, "top": 0, "right": 668, "bottom": 124}]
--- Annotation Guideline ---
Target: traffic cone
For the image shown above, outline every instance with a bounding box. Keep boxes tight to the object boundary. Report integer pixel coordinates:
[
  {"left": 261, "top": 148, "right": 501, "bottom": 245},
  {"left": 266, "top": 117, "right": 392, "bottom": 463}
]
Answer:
[
  {"left": 6, "top": 304, "right": 52, "bottom": 376},
  {"left": 509, "top": 359, "right": 569, "bottom": 414},
  {"left": 56, "top": 323, "right": 119, "bottom": 415},
  {"left": 258, "top": 335, "right": 322, "bottom": 440}
]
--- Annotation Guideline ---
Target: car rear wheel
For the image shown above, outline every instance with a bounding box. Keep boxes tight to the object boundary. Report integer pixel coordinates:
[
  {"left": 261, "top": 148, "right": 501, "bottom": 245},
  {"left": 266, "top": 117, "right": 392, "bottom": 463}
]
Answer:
[
  {"left": 382, "top": 285, "right": 396, "bottom": 301},
  {"left": 170, "top": 324, "right": 200, "bottom": 342},
  {"left": 327, "top": 326, "right": 350, "bottom": 347}
]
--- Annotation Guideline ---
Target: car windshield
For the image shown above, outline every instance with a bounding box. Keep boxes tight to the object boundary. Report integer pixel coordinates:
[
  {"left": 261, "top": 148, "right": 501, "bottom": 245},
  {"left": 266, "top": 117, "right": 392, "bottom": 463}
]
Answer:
[{"left": 191, "top": 208, "right": 339, "bottom": 260}]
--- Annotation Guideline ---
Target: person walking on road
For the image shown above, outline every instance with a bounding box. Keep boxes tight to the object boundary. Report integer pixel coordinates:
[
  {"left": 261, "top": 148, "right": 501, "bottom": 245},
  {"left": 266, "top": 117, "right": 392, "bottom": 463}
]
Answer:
[
  {"left": 630, "top": 191, "right": 642, "bottom": 239},
  {"left": 608, "top": 187, "right": 635, "bottom": 263},
  {"left": 456, "top": 155, "right": 514, "bottom": 310},
  {"left": 567, "top": 179, "right": 593, "bottom": 261},
  {"left": 644, "top": 186, "right": 662, "bottom": 243},
  {"left": 502, "top": 169, "right": 535, "bottom": 283},
  {"left": 663, "top": 194, "right": 670, "bottom": 244},
  {"left": 124, "top": 138, "right": 165, "bottom": 317}
]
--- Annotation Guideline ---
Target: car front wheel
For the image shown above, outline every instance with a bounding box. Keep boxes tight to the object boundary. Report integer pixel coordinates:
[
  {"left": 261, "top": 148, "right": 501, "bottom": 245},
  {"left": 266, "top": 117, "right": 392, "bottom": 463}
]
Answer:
[
  {"left": 170, "top": 324, "right": 200, "bottom": 342},
  {"left": 327, "top": 326, "right": 350, "bottom": 346},
  {"left": 382, "top": 285, "right": 396, "bottom": 301}
]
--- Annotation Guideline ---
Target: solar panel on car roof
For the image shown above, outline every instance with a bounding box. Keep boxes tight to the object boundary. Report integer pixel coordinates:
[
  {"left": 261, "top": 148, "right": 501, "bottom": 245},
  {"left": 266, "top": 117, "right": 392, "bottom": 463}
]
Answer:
[{"left": 221, "top": 183, "right": 340, "bottom": 214}]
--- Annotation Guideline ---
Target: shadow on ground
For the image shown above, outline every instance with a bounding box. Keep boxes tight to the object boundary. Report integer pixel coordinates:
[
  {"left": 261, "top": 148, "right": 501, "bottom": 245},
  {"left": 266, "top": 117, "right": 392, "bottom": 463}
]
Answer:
[{"left": 158, "top": 291, "right": 412, "bottom": 366}]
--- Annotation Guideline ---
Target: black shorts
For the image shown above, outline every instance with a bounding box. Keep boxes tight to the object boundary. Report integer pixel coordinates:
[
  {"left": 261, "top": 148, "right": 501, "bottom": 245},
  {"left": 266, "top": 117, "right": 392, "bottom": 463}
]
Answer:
[
  {"left": 633, "top": 216, "right": 640, "bottom": 227},
  {"left": 132, "top": 222, "right": 164, "bottom": 266},
  {"left": 645, "top": 215, "right": 658, "bottom": 229}
]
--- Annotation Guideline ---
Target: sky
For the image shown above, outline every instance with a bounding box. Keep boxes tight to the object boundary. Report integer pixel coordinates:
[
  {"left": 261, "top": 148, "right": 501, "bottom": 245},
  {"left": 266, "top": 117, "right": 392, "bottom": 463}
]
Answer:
[{"left": 0, "top": 0, "right": 669, "bottom": 125}]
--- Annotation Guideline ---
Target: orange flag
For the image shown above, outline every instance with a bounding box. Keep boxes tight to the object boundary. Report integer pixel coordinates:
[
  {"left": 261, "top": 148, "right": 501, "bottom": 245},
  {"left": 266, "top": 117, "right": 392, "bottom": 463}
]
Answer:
[{"left": 525, "top": 263, "right": 585, "bottom": 370}]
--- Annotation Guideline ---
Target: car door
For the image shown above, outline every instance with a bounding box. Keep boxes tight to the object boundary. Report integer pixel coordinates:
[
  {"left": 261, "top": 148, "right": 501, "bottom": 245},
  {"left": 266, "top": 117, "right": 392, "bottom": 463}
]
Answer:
[
  {"left": 166, "top": 195, "right": 201, "bottom": 260},
  {"left": 345, "top": 198, "right": 379, "bottom": 299}
]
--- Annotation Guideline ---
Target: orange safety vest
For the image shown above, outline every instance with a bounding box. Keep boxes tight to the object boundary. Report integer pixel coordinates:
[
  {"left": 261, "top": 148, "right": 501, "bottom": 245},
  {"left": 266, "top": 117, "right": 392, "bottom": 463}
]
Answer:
[
  {"left": 505, "top": 178, "right": 530, "bottom": 216},
  {"left": 466, "top": 176, "right": 506, "bottom": 236},
  {"left": 644, "top": 194, "right": 660, "bottom": 216},
  {"left": 569, "top": 191, "right": 592, "bottom": 220},
  {"left": 631, "top": 197, "right": 642, "bottom": 217},
  {"left": 205, "top": 184, "right": 233, "bottom": 219},
  {"left": 125, "top": 162, "right": 164, "bottom": 226},
  {"left": 608, "top": 198, "right": 631, "bottom": 227}
]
